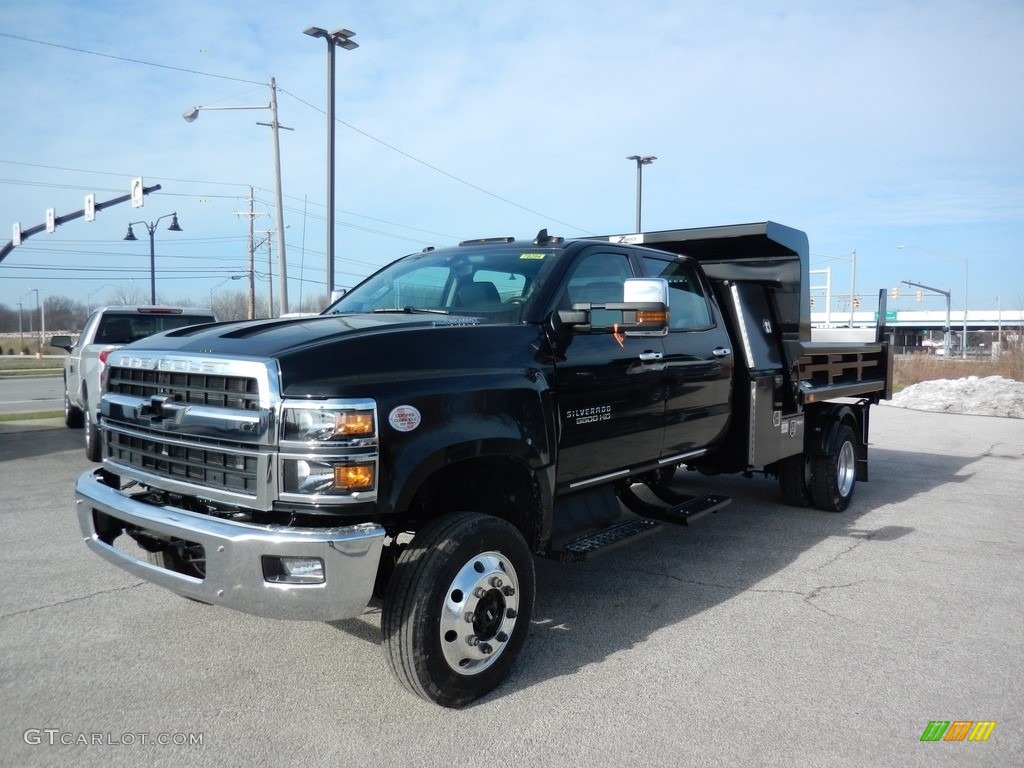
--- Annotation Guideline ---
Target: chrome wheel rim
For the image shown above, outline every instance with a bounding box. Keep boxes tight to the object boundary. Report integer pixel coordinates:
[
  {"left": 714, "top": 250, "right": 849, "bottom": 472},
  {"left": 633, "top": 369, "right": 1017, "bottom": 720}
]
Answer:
[
  {"left": 837, "top": 440, "right": 856, "bottom": 497},
  {"left": 439, "top": 551, "right": 520, "bottom": 676}
]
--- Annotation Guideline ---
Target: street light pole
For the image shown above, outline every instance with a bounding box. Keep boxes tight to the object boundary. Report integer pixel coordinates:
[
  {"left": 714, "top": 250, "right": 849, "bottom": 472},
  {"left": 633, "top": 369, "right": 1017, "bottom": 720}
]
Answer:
[
  {"left": 183, "top": 78, "right": 292, "bottom": 316},
  {"left": 124, "top": 213, "right": 182, "bottom": 304},
  {"left": 626, "top": 155, "right": 656, "bottom": 233},
  {"left": 304, "top": 26, "right": 358, "bottom": 297},
  {"left": 23, "top": 288, "right": 41, "bottom": 354},
  {"left": 210, "top": 274, "right": 246, "bottom": 313},
  {"left": 849, "top": 249, "right": 857, "bottom": 328},
  {"left": 897, "top": 244, "right": 969, "bottom": 359},
  {"left": 813, "top": 250, "right": 858, "bottom": 327},
  {"left": 87, "top": 283, "right": 115, "bottom": 313}
]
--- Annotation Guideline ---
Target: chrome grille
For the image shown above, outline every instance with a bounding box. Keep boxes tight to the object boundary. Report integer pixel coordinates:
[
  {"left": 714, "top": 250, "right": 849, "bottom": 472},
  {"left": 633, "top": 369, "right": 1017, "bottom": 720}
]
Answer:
[
  {"left": 107, "top": 427, "right": 261, "bottom": 495},
  {"left": 107, "top": 366, "right": 261, "bottom": 410}
]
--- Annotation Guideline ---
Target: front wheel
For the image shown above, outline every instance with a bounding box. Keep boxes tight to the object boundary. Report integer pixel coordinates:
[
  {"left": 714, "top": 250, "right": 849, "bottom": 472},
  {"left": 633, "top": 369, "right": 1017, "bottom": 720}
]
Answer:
[
  {"left": 810, "top": 423, "right": 858, "bottom": 512},
  {"left": 382, "top": 512, "right": 535, "bottom": 708}
]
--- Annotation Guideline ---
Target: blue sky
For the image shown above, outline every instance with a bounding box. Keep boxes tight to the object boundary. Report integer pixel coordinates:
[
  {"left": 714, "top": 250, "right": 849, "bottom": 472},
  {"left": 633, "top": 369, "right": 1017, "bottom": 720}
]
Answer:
[{"left": 1, "top": 0, "right": 1022, "bottom": 316}]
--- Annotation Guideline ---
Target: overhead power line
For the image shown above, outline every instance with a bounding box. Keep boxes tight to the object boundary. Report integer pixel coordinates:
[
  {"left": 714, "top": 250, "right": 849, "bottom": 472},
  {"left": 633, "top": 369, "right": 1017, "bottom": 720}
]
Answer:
[
  {"left": 279, "top": 88, "right": 594, "bottom": 235},
  {"left": 0, "top": 32, "right": 264, "bottom": 85},
  {"left": 1, "top": 33, "right": 592, "bottom": 235}
]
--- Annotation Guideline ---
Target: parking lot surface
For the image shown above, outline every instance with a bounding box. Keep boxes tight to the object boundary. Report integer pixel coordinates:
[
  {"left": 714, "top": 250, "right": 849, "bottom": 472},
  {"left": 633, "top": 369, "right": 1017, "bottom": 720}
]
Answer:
[{"left": 1, "top": 405, "right": 1021, "bottom": 767}]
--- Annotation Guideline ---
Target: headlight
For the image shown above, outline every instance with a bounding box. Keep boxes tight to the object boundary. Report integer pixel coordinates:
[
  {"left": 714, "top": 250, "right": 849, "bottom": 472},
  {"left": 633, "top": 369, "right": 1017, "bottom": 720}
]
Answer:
[
  {"left": 282, "top": 458, "right": 376, "bottom": 495},
  {"left": 279, "top": 400, "right": 378, "bottom": 502},
  {"left": 282, "top": 403, "right": 376, "bottom": 442}
]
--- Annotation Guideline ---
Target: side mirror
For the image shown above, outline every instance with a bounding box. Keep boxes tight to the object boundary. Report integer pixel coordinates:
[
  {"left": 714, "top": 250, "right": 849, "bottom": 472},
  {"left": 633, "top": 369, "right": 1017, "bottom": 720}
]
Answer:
[
  {"left": 49, "top": 335, "right": 74, "bottom": 352},
  {"left": 557, "top": 277, "right": 669, "bottom": 337}
]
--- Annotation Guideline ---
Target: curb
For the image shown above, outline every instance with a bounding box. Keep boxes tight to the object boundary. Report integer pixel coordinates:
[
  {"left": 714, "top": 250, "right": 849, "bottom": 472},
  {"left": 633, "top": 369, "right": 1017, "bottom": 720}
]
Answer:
[{"left": 0, "top": 417, "right": 65, "bottom": 434}]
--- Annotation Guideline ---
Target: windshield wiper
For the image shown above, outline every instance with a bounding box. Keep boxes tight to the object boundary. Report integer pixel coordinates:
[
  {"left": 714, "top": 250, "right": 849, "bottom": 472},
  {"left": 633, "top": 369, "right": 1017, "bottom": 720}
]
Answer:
[{"left": 372, "top": 306, "right": 450, "bottom": 315}]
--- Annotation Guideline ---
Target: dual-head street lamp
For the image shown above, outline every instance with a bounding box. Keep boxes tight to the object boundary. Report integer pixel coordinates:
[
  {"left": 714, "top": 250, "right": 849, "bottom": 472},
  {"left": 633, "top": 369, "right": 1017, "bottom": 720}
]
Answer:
[
  {"left": 304, "top": 26, "right": 358, "bottom": 297},
  {"left": 627, "top": 155, "right": 657, "bottom": 233},
  {"left": 124, "top": 213, "right": 182, "bottom": 304},
  {"left": 183, "top": 78, "right": 291, "bottom": 317}
]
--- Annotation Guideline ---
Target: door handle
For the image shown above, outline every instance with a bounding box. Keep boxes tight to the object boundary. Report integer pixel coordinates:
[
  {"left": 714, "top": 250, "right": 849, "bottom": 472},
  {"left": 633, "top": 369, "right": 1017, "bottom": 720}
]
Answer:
[
  {"left": 638, "top": 351, "right": 664, "bottom": 362},
  {"left": 712, "top": 347, "right": 732, "bottom": 358}
]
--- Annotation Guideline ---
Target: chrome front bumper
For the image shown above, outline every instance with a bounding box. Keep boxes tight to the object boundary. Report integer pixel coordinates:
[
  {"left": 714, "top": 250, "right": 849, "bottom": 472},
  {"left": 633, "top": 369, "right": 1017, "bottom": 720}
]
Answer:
[{"left": 75, "top": 469, "right": 385, "bottom": 621}]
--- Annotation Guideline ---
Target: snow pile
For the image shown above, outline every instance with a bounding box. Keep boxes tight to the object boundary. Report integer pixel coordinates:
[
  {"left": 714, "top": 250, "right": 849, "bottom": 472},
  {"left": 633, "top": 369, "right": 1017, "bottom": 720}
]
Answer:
[{"left": 883, "top": 375, "right": 1024, "bottom": 419}]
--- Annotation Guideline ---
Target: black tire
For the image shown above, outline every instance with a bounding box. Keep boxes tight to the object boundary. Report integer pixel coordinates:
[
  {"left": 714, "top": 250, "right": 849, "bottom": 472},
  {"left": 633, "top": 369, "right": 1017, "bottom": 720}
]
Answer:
[
  {"left": 778, "top": 454, "right": 811, "bottom": 507},
  {"left": 382, "top": 512, "right": 535, "bottom": 708},
  {"left": 809, "top": 423, "right": 858, "bottom": 512},
  {"left": 84, "top": 408, "right": 102, "bottom": 462},
  {"left": 64, "top": 386, "right": 84, "bottom": 429}
]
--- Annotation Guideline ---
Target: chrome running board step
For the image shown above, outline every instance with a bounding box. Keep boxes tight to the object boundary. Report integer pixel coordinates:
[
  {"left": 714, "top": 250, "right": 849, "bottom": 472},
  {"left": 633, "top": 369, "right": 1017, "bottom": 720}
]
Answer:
[{"left": 553, "top": 518, "right": 661, "bottom": 563}]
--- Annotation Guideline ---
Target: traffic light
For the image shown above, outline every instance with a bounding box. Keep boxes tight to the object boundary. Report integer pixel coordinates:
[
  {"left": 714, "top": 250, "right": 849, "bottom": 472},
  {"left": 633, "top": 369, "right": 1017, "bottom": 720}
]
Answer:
[
  {"left": 916, "top": 290, "right": 923, "bottom": 302},
  {"left": 853, "top": 296, "right": 861, "bottom": 308},
  {"left": 890, "top": 286, "right": 900, "bottom": 300},
  {"left": 131, "top": 177, "right": 144, "bottom": 208},
  {"left": 810, "top": 297, "right": 815, "bottom": 307}
]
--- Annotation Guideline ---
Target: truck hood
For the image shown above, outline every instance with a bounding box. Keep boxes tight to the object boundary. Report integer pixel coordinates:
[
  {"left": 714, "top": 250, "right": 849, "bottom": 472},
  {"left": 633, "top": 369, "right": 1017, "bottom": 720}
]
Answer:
[
  {"left": 110, "top": 312, "right": 544, "bottom": 397},
  {"left": 116, "top": 312, "right": 483, "bottom": 358}
]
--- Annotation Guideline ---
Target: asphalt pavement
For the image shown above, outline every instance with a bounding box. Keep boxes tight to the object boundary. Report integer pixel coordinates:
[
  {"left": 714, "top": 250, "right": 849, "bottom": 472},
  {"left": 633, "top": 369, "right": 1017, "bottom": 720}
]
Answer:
[{"left": 0, "top": 406, "right": 1021, "bottom": 767}]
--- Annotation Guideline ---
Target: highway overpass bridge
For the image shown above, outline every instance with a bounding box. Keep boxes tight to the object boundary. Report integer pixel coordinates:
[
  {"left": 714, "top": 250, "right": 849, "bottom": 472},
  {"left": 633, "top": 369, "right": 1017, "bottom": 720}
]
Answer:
[{"left": 812, "top": 308, "right": 1024, "bottom": 355}]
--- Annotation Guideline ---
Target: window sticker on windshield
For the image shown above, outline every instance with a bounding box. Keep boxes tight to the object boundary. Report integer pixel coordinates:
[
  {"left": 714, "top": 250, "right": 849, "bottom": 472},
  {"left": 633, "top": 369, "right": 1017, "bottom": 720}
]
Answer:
[{"left": 519, "top": 253, "right": 547, "bottom": 260}]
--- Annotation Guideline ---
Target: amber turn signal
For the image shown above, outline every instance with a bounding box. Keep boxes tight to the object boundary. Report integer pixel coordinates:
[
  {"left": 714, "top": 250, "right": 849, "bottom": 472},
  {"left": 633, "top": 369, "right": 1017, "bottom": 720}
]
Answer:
[{"left": 333, "top": 464, "right": 375, "bottom": 491}]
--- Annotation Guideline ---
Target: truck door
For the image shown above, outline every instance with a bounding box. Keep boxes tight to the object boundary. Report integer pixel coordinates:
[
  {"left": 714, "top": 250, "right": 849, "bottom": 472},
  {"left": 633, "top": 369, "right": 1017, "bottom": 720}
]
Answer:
[
  {"left": 550, "top": 247, "right": 666, "bottom": 490},
  {"left": 642, "top": 256, "right": 733, "bottom": 456},
  {"left": 67, "top": 310, "right": 101, "bottom": 407}
]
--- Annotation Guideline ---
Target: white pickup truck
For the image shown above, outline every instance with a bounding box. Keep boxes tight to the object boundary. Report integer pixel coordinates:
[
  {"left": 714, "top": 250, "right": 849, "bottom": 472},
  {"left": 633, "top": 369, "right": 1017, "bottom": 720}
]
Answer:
[{"left": 51, "top": 306, "right": 217, "bottom": 460}]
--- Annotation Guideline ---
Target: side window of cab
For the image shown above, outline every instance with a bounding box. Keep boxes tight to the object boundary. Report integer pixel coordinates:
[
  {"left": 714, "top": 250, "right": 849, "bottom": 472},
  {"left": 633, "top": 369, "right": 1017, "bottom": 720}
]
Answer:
[
  {"left": 642, "top": 257, "right": 713, "bottom": 331},
  {"left": 559, "top": 250, "right": 635, "bottom": 307},
  {"left": 76, "top": 311, "right": 101, "bottom": 349}
]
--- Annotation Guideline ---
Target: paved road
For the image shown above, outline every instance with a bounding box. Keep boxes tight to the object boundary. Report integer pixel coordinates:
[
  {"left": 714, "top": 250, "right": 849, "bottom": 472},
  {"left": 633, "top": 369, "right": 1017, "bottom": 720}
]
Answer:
[
  {"left": 0, "top": 375, "right": 62, "bottom": 415},
  {"left": 0, "top": 406, "right": 1021, "bottom": 767}
]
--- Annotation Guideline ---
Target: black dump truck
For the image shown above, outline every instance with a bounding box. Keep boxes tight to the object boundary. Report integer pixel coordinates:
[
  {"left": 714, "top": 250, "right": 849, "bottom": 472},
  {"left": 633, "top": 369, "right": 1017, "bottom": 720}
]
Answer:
[{"left": 75, "top": 221, "right": 892, "bottom": 707}]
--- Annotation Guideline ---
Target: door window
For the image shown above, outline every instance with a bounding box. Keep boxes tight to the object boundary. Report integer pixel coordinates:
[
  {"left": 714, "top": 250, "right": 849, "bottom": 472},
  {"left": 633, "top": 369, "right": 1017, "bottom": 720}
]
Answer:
[
  {"left": 559, "top": 250, "right": 635, "bottom": 308},
  {"left": 642, "top": 257, "right": 712, "bottom": 330}
]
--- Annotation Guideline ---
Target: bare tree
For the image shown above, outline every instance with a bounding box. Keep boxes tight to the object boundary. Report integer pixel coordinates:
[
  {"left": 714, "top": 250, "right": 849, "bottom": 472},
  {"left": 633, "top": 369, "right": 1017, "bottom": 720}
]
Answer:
[
  {"left": 109, "top": 284, "right": 150, "bottom": 306},
  {"left": 297, "top": 292, "right": 331, "bottom": 314},
  {"left": 44, "top": 295, "right": 87, "bottom": 331},
  {"left": 214, "top": 291, "right": 253, "bottom": 321}
]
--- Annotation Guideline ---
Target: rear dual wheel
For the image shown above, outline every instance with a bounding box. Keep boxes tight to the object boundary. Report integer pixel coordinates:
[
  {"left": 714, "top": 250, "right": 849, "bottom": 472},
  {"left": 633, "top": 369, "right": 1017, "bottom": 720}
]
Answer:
[
  {"left": 778, "top": 453, "right": 811, "bottom": 508},
  {"left": 778, "top": 423, "right": 859, "bottom": 513},
  {"left": 809, "top": 424, "right": 858, "bottom": 512},
  {"left": 382, "top": 512, "right": 535, "bottom": 708}
]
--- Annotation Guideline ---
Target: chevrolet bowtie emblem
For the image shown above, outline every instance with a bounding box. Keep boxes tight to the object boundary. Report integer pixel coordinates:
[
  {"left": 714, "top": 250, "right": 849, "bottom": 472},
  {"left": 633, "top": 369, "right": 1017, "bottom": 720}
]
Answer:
[{"left": 148, "top": 394, "right": 183, "bottom": 422}]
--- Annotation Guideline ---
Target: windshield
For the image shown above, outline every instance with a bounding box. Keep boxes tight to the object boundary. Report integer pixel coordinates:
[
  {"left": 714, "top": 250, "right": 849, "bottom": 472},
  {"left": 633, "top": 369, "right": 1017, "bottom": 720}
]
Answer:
[{"left": 323, "top": 246, "right": 559, "bottom": 321}]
